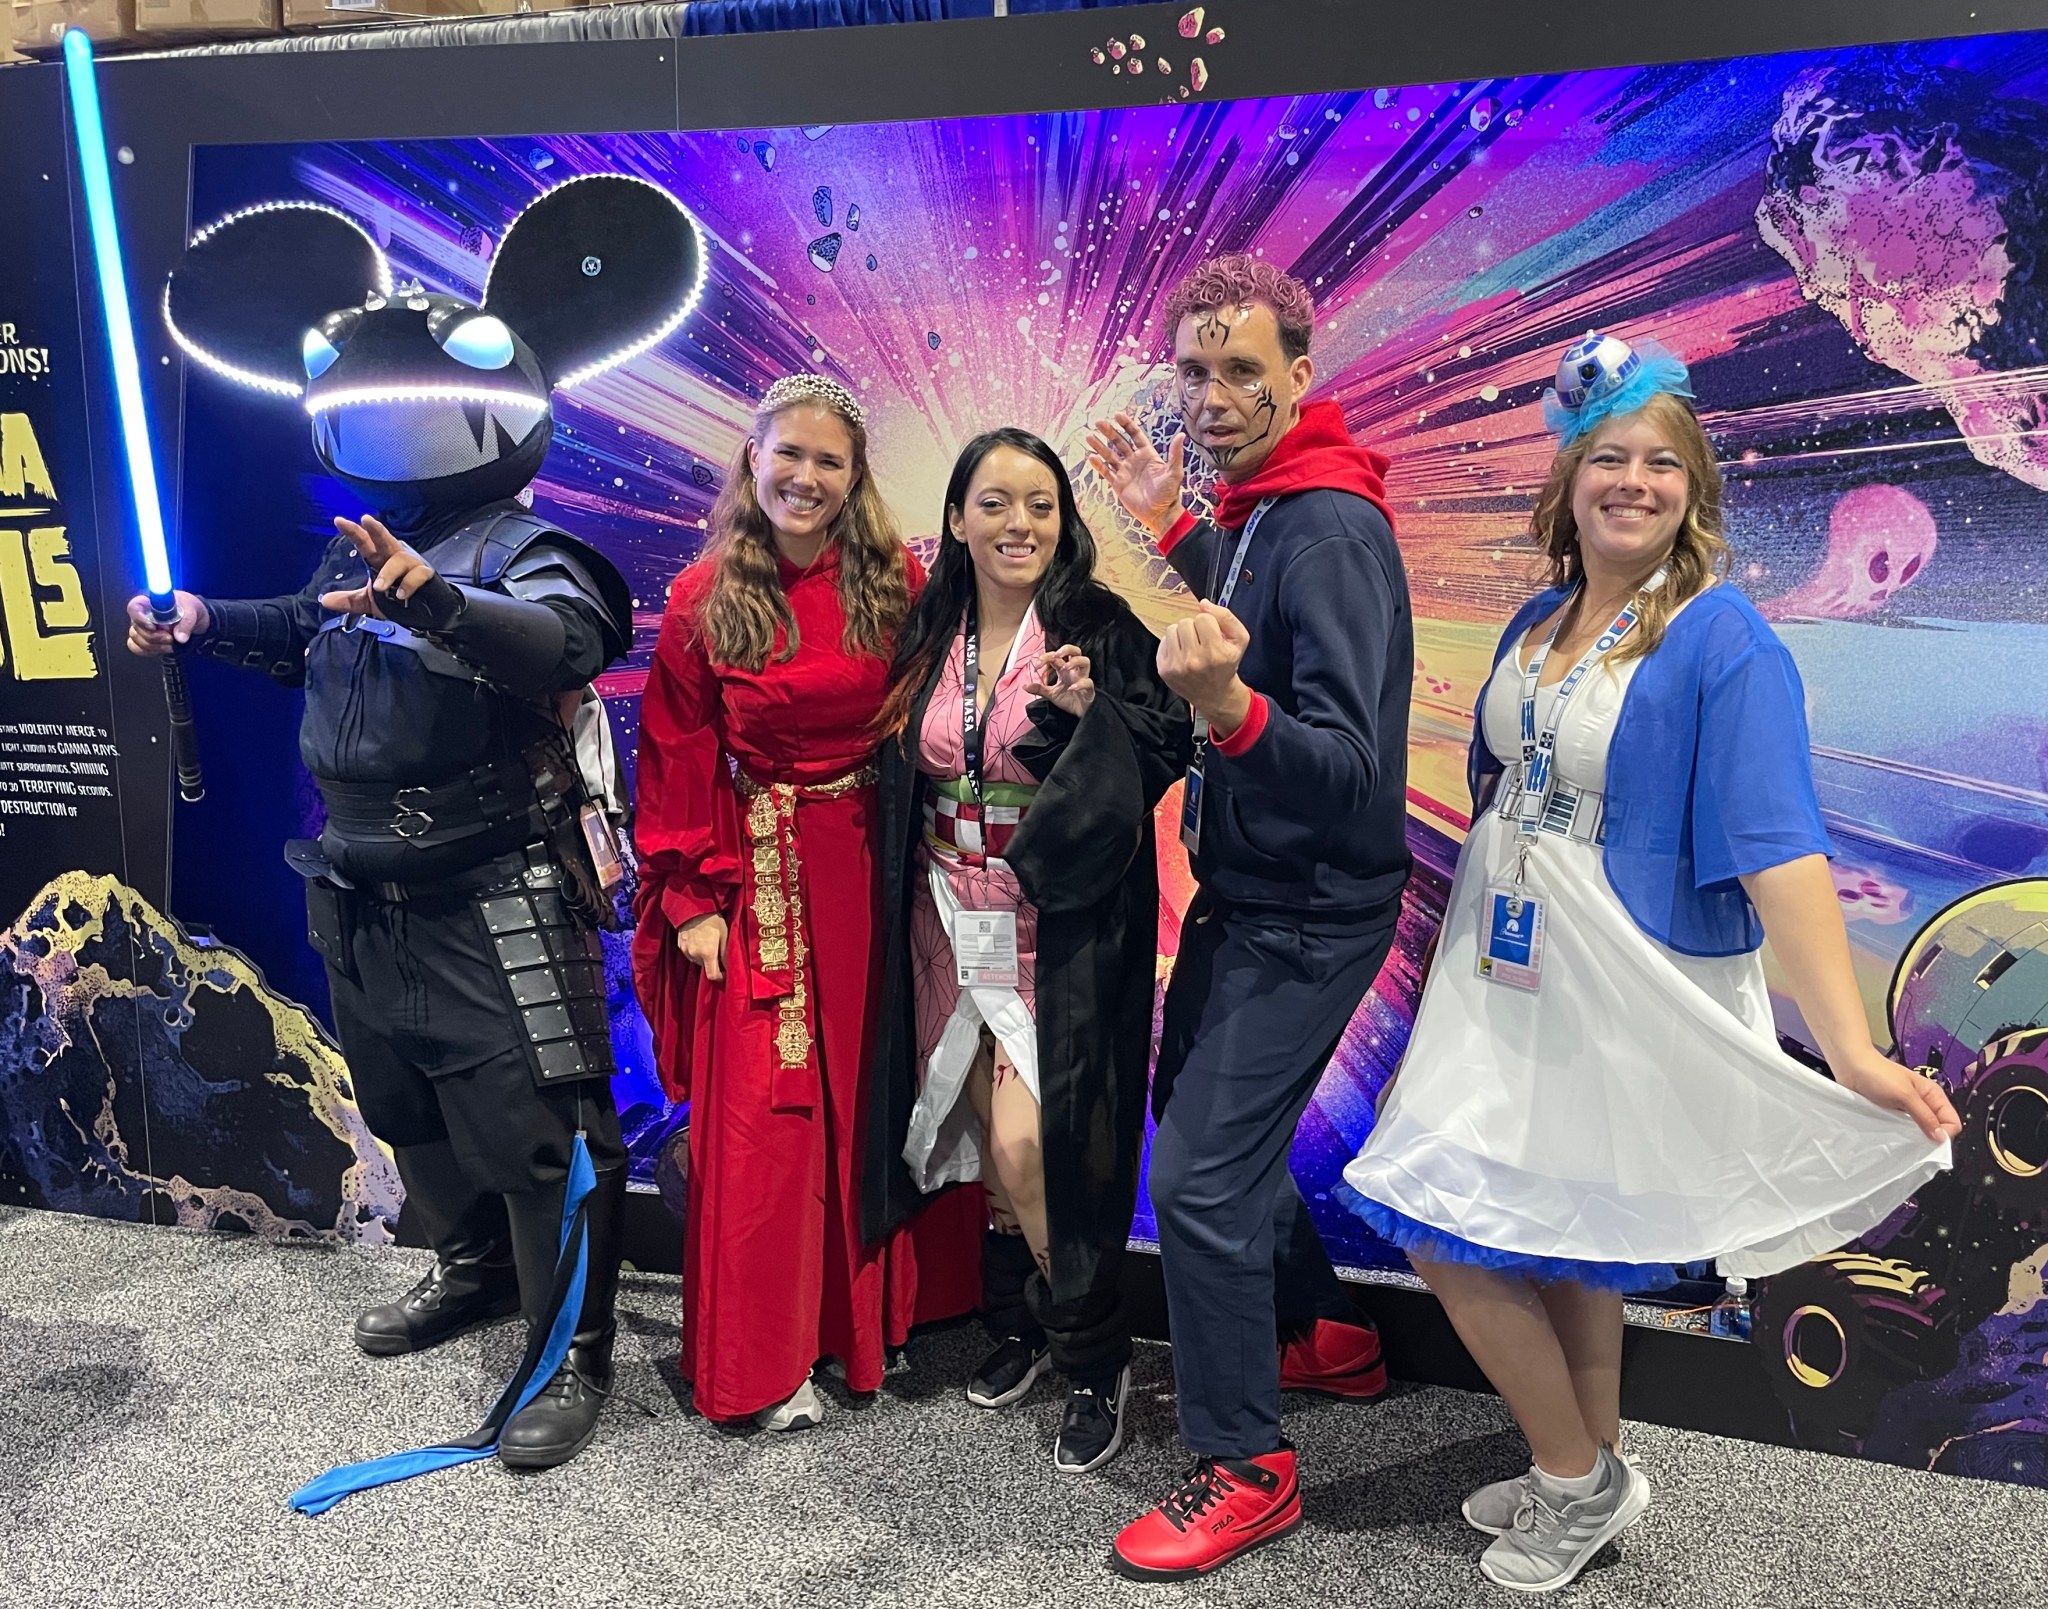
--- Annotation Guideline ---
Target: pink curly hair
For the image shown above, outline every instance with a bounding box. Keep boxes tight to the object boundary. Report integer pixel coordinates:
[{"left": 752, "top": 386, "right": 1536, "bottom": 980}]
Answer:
[{"left": 1161, "top": 254, "right": 1317, "bottom": 361}]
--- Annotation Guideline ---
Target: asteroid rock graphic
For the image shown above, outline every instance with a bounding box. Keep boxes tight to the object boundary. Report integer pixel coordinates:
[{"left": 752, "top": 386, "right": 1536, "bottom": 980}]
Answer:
[
  {"left": 0, "top": 873, "right": 399, "bottom": 1242},
  {"left": 1758, "top": 52, "right": 2048, "bottom": 490}
]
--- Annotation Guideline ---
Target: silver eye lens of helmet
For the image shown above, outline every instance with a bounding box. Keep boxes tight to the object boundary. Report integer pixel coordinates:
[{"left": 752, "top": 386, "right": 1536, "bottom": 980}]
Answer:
[
  {"left": 301, "top": 326, "right": 342, "bottom": 379},
  {"left": 438, "top": 313, "right": 517, "bottom": 371}
]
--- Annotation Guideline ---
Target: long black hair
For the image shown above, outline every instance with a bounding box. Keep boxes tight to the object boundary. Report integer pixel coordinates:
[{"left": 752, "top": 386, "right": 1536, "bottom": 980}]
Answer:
[{"left": 879, "top": 427, "right": 1120, "bottom": 736}]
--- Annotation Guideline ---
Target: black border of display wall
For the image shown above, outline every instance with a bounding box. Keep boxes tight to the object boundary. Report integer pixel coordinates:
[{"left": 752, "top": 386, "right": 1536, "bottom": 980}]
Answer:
[{"left": 11, "top": 0, "right": 2041, "bottom": 1444}]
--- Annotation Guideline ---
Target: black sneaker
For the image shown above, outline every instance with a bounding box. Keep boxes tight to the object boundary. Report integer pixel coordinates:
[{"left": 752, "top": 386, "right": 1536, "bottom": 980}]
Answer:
[
  {"left": 965, "top": 1333, "right": 1050, "bottom": 1408},
  {"left": 1053, "top": 1361, "right": 1130, "bottom": 1474}
]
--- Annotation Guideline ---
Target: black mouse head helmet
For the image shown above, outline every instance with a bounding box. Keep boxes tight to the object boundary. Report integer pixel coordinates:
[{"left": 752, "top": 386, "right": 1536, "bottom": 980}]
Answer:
[{"left": 164, "top": 174, "right": 705, "bottom": 509}]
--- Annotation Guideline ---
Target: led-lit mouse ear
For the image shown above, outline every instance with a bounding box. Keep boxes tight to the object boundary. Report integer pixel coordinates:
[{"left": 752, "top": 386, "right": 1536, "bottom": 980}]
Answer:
[
  {"left": 164, "top": 202, "right": 391, "bottom": 396},
  {"left": 484, "top": 174, "right": 705, "bottom": 388}
]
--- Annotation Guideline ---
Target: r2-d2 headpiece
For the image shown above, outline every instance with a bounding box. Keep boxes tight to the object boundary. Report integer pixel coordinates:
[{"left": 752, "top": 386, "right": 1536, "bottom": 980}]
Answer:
[{"left": 1541, "top": 331, "right": 1694, "bottom": 447}]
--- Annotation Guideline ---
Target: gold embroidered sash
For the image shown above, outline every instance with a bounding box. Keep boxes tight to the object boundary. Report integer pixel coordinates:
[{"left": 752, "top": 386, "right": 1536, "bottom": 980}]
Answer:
[{"left": 734, "top": 762, "right": 878, "bottom": 1078}]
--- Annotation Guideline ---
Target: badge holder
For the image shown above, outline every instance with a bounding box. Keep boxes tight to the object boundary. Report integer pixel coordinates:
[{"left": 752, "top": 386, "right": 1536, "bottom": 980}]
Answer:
[
  {"left": 1477, "top": 876, "right": 1545, "bottom": 992},
  {"left": 952, "top": 908, "right": 1020, "bottom": 989},
  {"left": 579, "top": 803, "right": 625, "bottom": 894},
  {"left": 1180, "top": 716, "right": 1208, "bottom": 856}
]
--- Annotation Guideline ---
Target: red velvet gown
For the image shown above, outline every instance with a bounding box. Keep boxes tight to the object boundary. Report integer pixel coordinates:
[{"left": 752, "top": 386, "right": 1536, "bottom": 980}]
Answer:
[{"left": 631, "top": 545, "right": 983, "bottom": 1421}]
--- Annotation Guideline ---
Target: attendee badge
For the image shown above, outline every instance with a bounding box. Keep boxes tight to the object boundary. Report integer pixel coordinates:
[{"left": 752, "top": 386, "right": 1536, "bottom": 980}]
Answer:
[
  {"left": 1179, "top": 742, "right": 1206, "bottom": 856},
  {"left": 952, "top": 909, "right": 1020, "bottom": 988},
  {"left": 1477, "top": 885, "right": 1545, "bottom": 992}
]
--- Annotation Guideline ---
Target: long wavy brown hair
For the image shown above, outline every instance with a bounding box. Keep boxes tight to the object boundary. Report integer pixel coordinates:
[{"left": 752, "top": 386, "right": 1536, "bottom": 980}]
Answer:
[
  {"left": 1529, "top": 390, "right": 1729, "bottom": 662},
  {"left": 695, "top": 391, "right": 911, "bottom": 671}
]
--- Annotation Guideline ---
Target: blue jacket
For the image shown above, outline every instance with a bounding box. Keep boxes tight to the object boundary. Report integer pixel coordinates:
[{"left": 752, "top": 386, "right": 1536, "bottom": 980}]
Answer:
[
  {"left": 1163, "top": 489, "right": 1412, "bottom": 917},
  {"left": 1469, "top": 583, "right": 1832, "bottom": 958}
]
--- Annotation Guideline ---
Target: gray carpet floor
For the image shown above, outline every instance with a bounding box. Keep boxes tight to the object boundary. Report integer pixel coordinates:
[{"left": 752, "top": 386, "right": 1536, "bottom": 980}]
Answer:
[{"left": 1, "top": 1205, "right": 2041, "bottom": 1609}]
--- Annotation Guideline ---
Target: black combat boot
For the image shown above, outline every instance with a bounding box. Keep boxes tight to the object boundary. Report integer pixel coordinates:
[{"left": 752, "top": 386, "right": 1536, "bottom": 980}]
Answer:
[
  {"left": 354, "top": 1141, "right": 519, "bottom": 1356},
  {"left": 496, "top": 1162, "right": 627, "bottom": 1469}
]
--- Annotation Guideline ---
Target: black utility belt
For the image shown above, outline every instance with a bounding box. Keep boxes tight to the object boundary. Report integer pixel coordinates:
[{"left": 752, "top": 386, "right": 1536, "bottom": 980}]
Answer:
[
  {"left": 285, "top": 837, "right": 546, "bottom": 903},
  {"left": 289, "top": 837, "right": 616, "bottom": 1089},
  {"left": 318, "top": 759, "right": 541, "bottom": 849}
]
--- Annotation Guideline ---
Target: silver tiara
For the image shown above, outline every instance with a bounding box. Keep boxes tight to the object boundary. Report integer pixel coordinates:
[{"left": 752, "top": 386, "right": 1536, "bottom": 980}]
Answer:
[{"left": 758, "top": 372, "right": 866, "bottom": 429}]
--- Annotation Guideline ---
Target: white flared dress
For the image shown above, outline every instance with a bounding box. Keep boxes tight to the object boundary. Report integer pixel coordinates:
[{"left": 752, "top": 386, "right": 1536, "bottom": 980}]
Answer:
[{"left": 1342, "top": 633, "right": 1950, "bottom": 1287}]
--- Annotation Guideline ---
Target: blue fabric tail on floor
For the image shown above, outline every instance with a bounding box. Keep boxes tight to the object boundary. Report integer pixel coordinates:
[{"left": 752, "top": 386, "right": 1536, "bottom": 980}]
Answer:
[
  {"left": 1332, "top": 1182, "right": 1681, "bottom": 1294},
  {"left": 287, "top": 1135, "right": 598, "bottom": 1516}
]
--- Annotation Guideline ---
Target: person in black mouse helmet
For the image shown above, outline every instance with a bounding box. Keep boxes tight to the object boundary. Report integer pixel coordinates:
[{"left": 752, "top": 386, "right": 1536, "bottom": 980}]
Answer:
[{"left": 128, "top": 175, "right": 704, "bottom": 1471}]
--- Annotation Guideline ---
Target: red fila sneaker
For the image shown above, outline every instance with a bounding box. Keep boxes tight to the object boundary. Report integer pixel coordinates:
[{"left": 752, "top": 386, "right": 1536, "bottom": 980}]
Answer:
[
  {"left": 1109, "top": 1448, "right": 1303, "bottom": 1581},
  {"left": 1279, "top": 1317, "right": 1388, "bottom": 1401}
]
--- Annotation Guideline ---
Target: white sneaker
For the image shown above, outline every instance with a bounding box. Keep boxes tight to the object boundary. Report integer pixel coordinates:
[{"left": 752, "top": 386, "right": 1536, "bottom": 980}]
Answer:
[
  {"left": 1479, "top": 1446, "right": 1651, "bottom": 1594},
  {"left": 754, "top": 1378, "right": 826, "bottom": 1432}
]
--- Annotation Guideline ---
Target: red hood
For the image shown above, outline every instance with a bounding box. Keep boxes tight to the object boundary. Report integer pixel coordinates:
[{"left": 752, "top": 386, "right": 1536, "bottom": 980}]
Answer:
[{"left": 1213, "top": 400, "right": 1394, "bottom": 531}]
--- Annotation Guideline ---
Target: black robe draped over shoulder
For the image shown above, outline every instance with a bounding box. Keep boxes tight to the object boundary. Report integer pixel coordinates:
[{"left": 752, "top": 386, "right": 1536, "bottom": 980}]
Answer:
[{"left": 861, "top": 585, "right": 1193, "bottom": 1307}]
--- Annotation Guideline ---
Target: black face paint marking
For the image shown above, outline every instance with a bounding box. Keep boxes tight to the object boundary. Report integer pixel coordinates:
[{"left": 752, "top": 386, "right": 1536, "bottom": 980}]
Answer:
[
  {"left": 1194, "top": 309, "right": 1234, "bottom": 349},
  {"left": 1249, "top": 382, "right": 1277, "bottom": 429},
  {"left": 1192, "top": 381, "right": 1282, "bottom": 471}
]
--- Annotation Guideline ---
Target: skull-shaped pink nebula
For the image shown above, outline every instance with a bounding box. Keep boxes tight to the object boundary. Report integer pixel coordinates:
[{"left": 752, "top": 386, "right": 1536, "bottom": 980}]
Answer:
[{"left": 1763, "top": 483, "right": 1937, "bottom": 620}]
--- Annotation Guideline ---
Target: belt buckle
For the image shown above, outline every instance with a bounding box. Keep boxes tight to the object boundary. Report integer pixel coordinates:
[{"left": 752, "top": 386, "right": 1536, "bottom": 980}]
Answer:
[{"left": 391, "top": 787, "right": 435, "bottom": 840}]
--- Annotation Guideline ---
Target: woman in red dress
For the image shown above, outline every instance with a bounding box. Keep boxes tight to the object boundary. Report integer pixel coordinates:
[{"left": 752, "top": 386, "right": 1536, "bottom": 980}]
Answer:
[{"left": 631, "top": 375, "right": 982, "bottom": 1429}]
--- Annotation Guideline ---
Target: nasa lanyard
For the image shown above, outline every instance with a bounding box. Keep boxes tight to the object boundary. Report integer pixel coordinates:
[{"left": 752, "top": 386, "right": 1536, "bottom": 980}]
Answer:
[
  {"left": 961, "top": 595, "right": 1030, "bottom": 804},
  {"left": 954, "top": 598, "right": 1028, "bottom": 988},
  {"left": 1476, "top": 575, "right": 1662, "bottom": 994},
  {"left": 1180, "top": 498, "right": 1275, "bottom": 855}
]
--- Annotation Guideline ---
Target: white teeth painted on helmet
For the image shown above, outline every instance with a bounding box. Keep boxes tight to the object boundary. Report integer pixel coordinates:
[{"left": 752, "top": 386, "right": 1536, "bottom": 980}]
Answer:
[{"left": 311, "top": 391, "right": 545, "bottom": 481}]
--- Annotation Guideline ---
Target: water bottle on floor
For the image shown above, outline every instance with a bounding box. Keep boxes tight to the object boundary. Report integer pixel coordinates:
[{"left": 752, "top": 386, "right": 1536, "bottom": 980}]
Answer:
[{"left": 1710, "top": 1276, "right": 1752, "bottom": 1340}]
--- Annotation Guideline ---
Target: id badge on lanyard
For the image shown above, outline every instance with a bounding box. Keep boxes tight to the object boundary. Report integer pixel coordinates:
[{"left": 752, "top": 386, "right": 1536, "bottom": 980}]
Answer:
[
  {"left": 1180, "top": 498, "right": 1274, "bottom": 856},
  {"left": 1475, "top": 575, "right": 1659, "bottom": 992},
  {"left": 1477, "top": 886, "right": 1545, "bottom": 991},
  {"left": 952, "top": 908, "right": 1020, "bottom": 988}
]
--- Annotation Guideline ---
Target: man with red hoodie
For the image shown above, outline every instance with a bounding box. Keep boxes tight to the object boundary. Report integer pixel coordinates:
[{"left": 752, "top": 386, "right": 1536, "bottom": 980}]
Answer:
[{"left": 1087, "top": 256, "right": 1412, "bottom": 1579}]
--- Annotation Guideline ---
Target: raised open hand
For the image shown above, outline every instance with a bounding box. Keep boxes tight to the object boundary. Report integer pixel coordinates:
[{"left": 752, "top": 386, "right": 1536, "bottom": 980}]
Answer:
[{"left": 1085, "top": 412, "right": 1185, "bottom": 538}]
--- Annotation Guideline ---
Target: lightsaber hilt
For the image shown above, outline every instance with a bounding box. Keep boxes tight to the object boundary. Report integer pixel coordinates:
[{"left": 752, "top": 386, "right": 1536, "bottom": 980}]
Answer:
[{"left": 149, "top": 591, "right": 204, "bottom": 802}]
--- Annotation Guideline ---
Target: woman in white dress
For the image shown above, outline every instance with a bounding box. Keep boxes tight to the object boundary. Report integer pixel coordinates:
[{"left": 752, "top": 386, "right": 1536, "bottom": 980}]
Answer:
[{"left": 1341, "top": 333, "right": 1958, "bottom": 1594}]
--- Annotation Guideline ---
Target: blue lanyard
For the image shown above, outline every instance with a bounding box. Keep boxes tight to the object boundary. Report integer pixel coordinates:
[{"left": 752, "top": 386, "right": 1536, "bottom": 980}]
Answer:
[
  {"left": 1211, "top": 497, "right": 1275, "bottom": 612},
  {"left": 1191, "top": 498, "right": 1275, "bottom": 748},
  {"left": 1513, "top": 573, "right": 1663, "bottom": 864}
]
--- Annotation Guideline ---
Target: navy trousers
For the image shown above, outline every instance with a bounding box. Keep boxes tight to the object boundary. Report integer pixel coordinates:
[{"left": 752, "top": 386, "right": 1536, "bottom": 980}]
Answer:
[{"left": 1151, "top": 890, "right": 1399, "bottom": 1457}]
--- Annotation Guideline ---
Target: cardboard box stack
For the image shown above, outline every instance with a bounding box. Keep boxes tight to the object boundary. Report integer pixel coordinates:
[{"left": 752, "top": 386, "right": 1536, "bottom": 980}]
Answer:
[
  {"left": 6, "top": 0, "right": 582, "bottom": 52},
  {"left": 283, "top": 0, "right": 577, "bottom": 28},
  {"left": 9, "top": 0, "right": 140, "bottom": 57},
  {"left": 135, "top": 0, "right": 280, "bottom": 42}
]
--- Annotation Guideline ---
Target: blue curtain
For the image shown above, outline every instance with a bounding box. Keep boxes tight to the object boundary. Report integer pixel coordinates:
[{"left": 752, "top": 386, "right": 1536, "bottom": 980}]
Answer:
[
  {"left": 680, "top": 0, "right": 1144, "bottom": 36},
  {"left": 684, "top": 1, "right": 965, "bottom": 34}
]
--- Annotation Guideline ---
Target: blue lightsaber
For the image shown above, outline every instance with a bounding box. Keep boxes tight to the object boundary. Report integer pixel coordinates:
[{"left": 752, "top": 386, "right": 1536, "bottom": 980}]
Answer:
[{"left": 63, "top": 28, "right": 203, "bottom": 802}]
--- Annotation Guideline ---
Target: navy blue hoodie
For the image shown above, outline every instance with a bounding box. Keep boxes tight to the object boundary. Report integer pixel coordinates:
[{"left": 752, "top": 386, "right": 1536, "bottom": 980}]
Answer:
[{"left": 1161, "top": 402, "right": 1412, "bottom": 918}]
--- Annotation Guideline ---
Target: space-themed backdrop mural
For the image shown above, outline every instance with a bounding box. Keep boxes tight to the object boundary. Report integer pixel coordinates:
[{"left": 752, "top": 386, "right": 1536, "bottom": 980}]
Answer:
[{"left": 4, "top": 18, "right": 2047, "bottom": 1483}]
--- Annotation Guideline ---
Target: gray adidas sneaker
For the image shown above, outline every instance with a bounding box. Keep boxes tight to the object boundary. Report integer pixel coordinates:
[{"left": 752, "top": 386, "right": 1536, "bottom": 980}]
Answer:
[
  {"left": 1478, "top": 1446, "right": 1650, "bottom": 1593},
  {"left": 1463, "top": 1453, "right": 1638, "bottom": 1536},
  {"left": 1462, "top": 1469, "right": 1534, "bottom": 1537}
]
